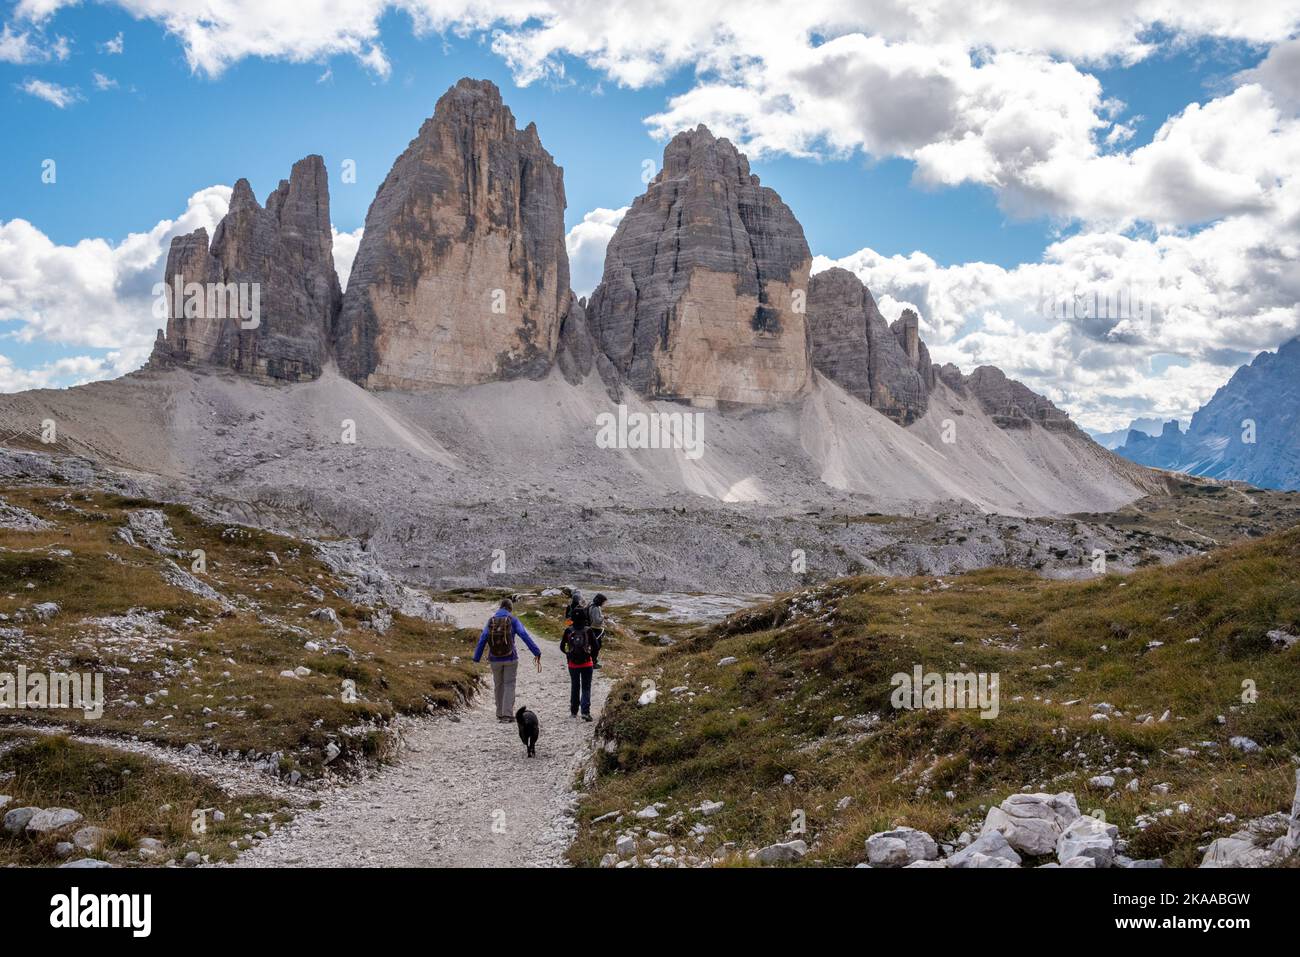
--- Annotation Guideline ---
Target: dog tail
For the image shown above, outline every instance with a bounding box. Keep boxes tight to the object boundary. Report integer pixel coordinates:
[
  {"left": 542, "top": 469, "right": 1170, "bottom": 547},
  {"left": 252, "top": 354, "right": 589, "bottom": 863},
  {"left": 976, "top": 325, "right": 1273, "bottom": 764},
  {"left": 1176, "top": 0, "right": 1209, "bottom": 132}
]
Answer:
[{"left": 516, "top": 705, "right": 527, "bottom": 720}]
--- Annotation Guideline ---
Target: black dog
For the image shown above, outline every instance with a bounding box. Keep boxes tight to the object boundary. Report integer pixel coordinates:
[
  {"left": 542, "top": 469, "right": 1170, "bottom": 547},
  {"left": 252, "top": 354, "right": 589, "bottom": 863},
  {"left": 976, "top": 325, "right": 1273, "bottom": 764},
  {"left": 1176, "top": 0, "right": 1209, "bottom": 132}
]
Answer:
[{"left": 516, "top": 705, "right": 539, "bottom": 757}]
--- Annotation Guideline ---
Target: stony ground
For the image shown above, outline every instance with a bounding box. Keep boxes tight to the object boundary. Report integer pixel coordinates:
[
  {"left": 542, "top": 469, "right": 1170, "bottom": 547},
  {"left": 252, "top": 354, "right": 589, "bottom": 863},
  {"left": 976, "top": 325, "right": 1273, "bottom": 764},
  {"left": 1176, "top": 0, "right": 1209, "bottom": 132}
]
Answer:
[{"left": 232, "top": 602, "right": 611, "bottom": 867}]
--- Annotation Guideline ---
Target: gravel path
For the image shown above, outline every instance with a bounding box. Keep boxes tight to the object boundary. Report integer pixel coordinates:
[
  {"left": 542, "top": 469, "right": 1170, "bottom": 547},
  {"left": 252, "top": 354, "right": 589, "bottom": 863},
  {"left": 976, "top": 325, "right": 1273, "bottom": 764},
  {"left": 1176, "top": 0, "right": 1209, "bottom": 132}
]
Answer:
[{"left": 232, "top": 602, "right": 611, "bottom": 868}]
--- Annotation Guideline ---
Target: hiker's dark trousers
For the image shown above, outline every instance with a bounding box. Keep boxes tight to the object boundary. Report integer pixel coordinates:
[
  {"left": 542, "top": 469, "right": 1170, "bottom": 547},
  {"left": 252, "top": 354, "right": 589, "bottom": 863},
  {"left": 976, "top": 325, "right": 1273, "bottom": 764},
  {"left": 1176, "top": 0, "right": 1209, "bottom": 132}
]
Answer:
[{"left": 569, "top": 667, "right": 592, "bottom": 716}]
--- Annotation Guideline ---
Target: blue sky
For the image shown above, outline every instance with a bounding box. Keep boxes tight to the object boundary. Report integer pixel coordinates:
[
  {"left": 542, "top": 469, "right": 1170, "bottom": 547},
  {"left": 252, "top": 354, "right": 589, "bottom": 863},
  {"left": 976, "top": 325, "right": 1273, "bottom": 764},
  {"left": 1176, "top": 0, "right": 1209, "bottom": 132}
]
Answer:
[
  {"left": 2, "top": 1, "right": 1298, "bottom": 431},
  {"left": 3, "top": 4, "right": 1067, "bottom": 263}
]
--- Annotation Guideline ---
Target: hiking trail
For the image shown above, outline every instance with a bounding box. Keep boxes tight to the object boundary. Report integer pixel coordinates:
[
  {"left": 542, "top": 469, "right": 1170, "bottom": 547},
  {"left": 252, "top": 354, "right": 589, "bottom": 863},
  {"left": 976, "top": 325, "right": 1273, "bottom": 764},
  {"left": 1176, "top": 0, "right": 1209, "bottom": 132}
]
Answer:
[{"left": 232, "top": 602, "right": 611, "bottom": 868}]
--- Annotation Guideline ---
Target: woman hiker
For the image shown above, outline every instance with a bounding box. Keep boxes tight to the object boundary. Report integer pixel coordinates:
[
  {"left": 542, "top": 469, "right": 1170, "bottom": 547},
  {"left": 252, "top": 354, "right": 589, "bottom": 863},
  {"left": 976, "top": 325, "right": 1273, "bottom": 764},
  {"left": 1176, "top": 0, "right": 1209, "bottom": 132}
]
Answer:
[
  {"left": 473, "top": 598, "right": 542, "bottom": 722},
  {"left": 560, "top": 619, "right": 595, "bottom": 721}
]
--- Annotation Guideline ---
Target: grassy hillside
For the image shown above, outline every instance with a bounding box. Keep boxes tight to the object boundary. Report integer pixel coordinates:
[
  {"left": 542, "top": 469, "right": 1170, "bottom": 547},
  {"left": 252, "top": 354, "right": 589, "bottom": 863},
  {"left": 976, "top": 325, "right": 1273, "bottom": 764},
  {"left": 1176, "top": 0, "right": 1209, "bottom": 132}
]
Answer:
[
  {"left": 0, "top": 485, "right": 479, "bottom": 777},
  {"left": 572, "top": 525, "right": 1300, "bottom": 867}
]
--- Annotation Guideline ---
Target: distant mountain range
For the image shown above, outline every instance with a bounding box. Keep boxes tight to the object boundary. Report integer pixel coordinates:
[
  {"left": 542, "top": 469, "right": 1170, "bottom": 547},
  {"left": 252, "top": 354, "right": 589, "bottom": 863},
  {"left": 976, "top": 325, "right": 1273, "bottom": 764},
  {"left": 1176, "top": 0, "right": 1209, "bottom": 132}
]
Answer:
[
  {"left": 1115, "top": 338, "right": 1300, "bottom": 491},
  {"left": 1088, "top": 418, "right": 1165, "bottom": 451}
]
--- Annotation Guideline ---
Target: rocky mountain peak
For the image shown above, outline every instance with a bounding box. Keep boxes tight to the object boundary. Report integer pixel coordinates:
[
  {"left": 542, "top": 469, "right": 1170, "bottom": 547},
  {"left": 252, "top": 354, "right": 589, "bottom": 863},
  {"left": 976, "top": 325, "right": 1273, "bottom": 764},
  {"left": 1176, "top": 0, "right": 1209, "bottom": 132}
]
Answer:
[
  {"left": 150, "top": 154, "right": 340, "bottom": 382},
  {"left": 1117, "top": 336, "right": 1300, "bottom": 489},
  {"left": 333, "top": 77, "right": 571, "bottom": 390},
  {"left": 806, "top": 269, "right": 935, "bottom": 423},
  {"left": 587, "top": 124, "right": 812, "bottom": 406}
]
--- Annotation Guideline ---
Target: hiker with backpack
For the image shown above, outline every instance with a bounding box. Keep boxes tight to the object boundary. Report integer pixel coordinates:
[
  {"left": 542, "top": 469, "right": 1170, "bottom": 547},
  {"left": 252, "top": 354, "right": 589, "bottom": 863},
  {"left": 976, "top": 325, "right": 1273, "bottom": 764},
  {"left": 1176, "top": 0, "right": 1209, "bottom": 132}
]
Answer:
[
  {"left": 473, "top": 599, "right": 542, "bottom": 722},
  {"left": 564, "top": 589, "right": 589, "bottom": 631},
  {"left": 588, "top": 593, "right": 608, "bottom": 670},
  {"left": 560, "top": 619, "right": 595, "bottom": 721}
]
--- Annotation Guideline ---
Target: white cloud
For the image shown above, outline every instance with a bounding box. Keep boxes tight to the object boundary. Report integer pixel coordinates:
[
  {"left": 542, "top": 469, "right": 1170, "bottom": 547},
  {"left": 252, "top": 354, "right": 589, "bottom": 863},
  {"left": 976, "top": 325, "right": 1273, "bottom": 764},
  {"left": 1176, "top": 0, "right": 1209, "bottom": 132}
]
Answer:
[
  {"left": 0, "top": 351, "right": 145, "bottom": 392},
  {"left": 0, "top": 189, "right": 369, "bottom": 389},
  {"left": 92, "top": 71, "right": 117, "bottom": 90},
  {"left": 18, "top": 77, "right": 80, "bottom": 107},
  {"left": 0, "top": 23, "right": 68, "bottom": 63},
  {"left": 0, "top": 186, "right": 231, "bottom": 361},
  {"left": 331, "top": 226, "right": 363, "bottom": 291},
  {"left": 815, "top": 192, "right": 1300, "bottom": 432},
  {"left": 565, "top": 206, "right": 626, "bottom": 298},
  {"left": 101, "top": 30, "right": 124, "bottom": 55}
]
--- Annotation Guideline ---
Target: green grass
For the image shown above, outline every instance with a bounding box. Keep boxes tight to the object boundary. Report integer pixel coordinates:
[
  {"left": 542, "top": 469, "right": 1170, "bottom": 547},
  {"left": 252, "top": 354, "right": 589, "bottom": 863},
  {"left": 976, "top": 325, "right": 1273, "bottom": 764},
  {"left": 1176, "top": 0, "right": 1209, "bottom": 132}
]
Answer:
[
  {"left": 571, "top": 525, "right": 1300, "bottom": 867},
  {"left": 0, "top": 485, "right": 479, "bottom": 778},
  {"left": 0, "top": 730, "right": 289, "bottom": 866}
]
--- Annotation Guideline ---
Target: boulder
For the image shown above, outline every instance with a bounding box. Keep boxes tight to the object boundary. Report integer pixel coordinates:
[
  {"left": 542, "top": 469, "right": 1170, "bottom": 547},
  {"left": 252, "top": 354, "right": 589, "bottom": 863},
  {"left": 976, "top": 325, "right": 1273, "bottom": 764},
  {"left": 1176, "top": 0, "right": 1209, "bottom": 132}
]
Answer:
[
  {"left": 981, "top": 792, "right": 1081, "bottom": 856},
  {"left": 72, "top": 826, "right": 110, "bottom": 851},
  {"left": 25, "top": 807, "right": 83, "bottom": 835},
  {"left": 947, "top": 830, "right": 1022, "bottom": 868},
  {"left": 752, "top": 839, "right": 808, "bottom": 865},
  {"left": 1056, "top": 815, "right": 1118, "bottom": 867},
  {"left": 3, "top": 806, "right": 39, "bottom": 834},
  {"left": 865, "top": 826, "right": 939, "bottom": 867}
]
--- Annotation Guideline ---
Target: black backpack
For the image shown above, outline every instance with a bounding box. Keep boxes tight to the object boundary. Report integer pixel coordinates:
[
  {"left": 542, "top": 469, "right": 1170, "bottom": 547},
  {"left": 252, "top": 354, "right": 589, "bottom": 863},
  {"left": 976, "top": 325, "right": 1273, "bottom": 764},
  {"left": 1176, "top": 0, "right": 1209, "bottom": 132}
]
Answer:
[
  {"left": 565, "top": 627, "right": 591, "bottom": 663},
  {"left": 487, "top": 615, "right": 513, "bottom": 657},
  {"left": 568, "top": 601, "right": 590, "bottom": 629}
]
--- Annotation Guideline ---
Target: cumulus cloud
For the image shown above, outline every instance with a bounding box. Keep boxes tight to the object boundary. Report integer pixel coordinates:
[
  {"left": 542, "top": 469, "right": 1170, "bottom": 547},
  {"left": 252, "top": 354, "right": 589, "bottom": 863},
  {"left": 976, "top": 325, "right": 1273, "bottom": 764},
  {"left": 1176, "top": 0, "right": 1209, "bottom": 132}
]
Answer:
[
  {"left": 0, "top": 187, "right": 231, "bottom": 372},
  {"left": 18, "top": 77, "right": 79, "bottom": 107},
  {"left": 0, "top": 22, "right": 68, "bottom": 63},
  {"left": 0, "top": 351, "right": 144, "bottom": 392},
  {"left": 815, "top": 191, "right": 1300, "bottom": 432},
  {"left": 0, "top": 188, "right": 369, "bottom": 389},
  {"left": 565, "top": 207, "right": 626, "bottom": 297},
  {"left": 101, "top": 30, "right": 123, "bottom": 55},
  {"left": 6, "top": 0, "right": 1300, "bottom": 419},
  {"left": 331, "top": 226, "right": 363, "bottom": 291},
  {"left": 92, "top": 70, "right": 116, "bottom": 90}
]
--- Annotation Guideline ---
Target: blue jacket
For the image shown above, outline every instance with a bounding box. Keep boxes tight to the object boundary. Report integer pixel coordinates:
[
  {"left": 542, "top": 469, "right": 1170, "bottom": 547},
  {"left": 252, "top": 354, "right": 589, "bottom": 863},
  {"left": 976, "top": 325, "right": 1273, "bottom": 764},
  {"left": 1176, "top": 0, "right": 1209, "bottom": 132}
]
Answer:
[{"left": 473, "top": 609, "right": 542, "bottom": 663}]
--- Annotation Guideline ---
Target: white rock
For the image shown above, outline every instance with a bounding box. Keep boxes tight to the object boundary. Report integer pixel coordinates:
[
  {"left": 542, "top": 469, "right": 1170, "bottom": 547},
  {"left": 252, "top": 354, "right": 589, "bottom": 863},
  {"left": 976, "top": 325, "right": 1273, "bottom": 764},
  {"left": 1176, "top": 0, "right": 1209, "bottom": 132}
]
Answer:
[
  {"left": 637, "top": 688, "right": 658, "bottom": 706},
  {"left": 980, "top": 792, "right": 1080, "bottom": 856},
  {"left": 25, "top": 807, "right": 83, "bottom": 835},
  {"left": 752, "top": 839, "right": 807, "bottom": 865},
  {"left": 635, "top": 806, "right": 659, "bottom": 820},
  {"left": 72, "top": 826, "right": 109, "bottom": 851},
  {"left": 1057, "top": 815, "right": 1118, "bottom": 867},
  {"left": 32, "top": 601, "right": 60, "bottom": 620},
  {"left": 717, "top": 656, "right": 738, "bottom": 667},
  {"left": 1229, "top": 736, "right": 1260, "bottom": 753},
  {"left": 1088, "top": 775, "right": 1116, "bottom": 789},
  {"left": 866, "top": 826, "right": 939, "bottom": 867},
  {"left": 695, "top": 800, "right": 725, "bottom": 817},
  {"left": 1061, "top": 855, "right": 1097, "bottom": 868},
  {"left": 948, "top": 830, "right": 1021, "bottom": 868},
  {"left": 1267, "top": 629, "right": 1298, "bottom": 649}
]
